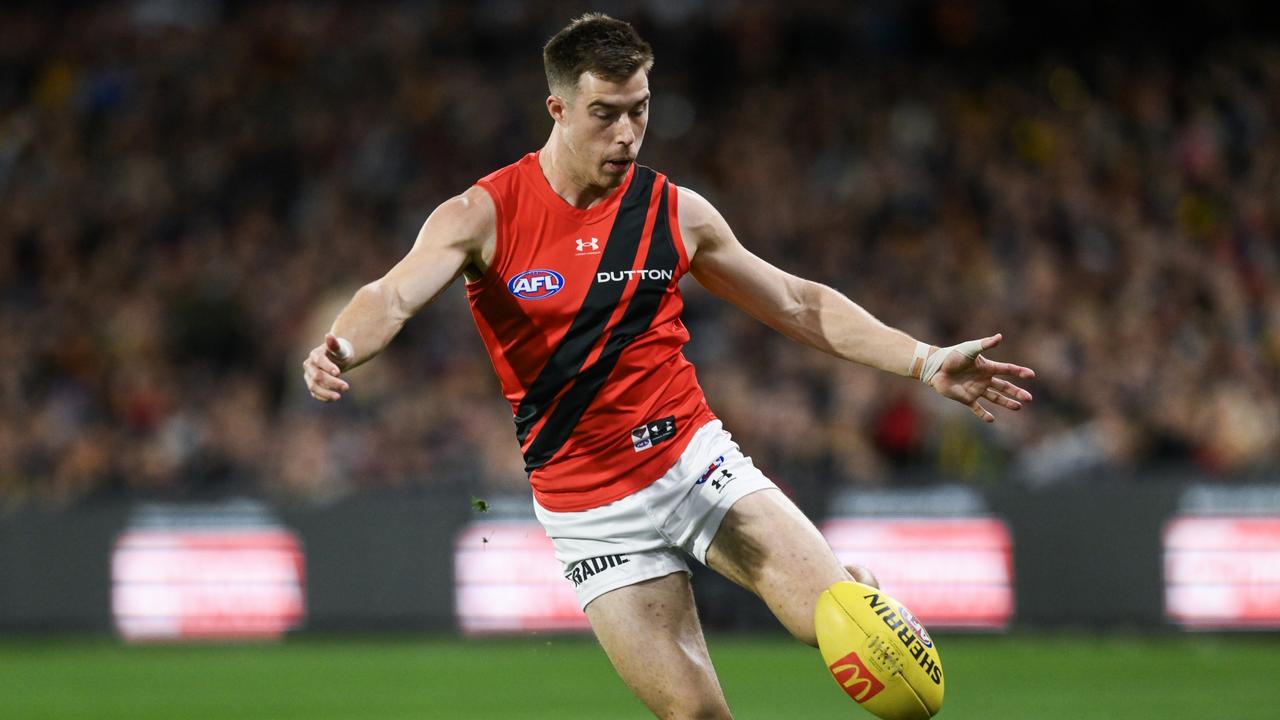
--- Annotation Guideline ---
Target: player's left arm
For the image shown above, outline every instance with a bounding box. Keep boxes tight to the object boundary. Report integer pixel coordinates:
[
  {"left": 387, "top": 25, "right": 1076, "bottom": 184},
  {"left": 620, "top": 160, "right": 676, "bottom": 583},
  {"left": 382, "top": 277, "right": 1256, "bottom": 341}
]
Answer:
[{"left": 679, "top": 187, "right": 1034, "bottom": 422}]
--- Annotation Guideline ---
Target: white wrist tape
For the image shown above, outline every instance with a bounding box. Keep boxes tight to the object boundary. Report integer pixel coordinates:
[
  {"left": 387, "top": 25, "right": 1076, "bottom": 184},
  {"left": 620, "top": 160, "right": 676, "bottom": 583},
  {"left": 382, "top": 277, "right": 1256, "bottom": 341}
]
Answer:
[
  {"left": 912, "top": 339, "right": 984, "bottom": 384},
  {"left": 908, "top": 341, "right": 934, "bottom": 380},
  {"left": 334, "top": 337, "right": 354, "bottom": 362}
]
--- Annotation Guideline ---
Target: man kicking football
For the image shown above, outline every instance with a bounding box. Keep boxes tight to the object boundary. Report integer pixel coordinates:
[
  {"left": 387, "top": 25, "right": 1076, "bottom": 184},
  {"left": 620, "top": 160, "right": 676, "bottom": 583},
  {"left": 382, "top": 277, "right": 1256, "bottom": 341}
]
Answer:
[{"left": 303, "top": 13, "right": 1034, "bottom": 719}]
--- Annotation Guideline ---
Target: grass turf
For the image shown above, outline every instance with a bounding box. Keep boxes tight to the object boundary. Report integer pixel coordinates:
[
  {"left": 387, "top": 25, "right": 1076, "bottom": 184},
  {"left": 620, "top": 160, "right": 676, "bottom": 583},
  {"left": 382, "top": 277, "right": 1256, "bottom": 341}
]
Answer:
[{"left": 1, "top": 633, "right": 1277, "bottom": 719}]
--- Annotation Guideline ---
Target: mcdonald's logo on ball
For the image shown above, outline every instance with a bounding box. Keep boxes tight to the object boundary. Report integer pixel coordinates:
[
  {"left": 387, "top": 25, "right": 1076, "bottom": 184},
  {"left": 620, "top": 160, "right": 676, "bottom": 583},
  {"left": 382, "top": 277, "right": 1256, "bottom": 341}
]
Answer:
[{"left": 828, "top": 650, "right": 887, "bottom": 703}]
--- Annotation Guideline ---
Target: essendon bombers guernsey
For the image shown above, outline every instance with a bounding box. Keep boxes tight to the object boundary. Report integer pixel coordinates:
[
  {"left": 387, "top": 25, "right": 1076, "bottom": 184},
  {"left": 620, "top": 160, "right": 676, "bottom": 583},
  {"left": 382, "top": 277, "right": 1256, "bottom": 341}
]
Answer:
[{"left": 467, "top": 152, "right": 715, "bottom": 512}]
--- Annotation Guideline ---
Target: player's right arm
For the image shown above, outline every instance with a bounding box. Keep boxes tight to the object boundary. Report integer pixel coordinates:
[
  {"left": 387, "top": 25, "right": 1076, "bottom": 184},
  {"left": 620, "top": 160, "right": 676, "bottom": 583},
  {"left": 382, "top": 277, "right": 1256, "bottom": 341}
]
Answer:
[
  {"left": 679, "top": 186, "right": 1034, "bottom": 422},
  {"left": 302, "top": 186, "right": 495, "bottom": 402}
]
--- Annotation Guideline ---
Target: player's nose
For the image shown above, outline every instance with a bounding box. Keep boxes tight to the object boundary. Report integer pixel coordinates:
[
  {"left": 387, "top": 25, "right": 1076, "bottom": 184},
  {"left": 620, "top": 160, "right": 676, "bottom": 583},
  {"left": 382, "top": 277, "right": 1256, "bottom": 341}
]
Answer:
[{"left": 615, "top": 117, "right": 635, "bottom": 145}]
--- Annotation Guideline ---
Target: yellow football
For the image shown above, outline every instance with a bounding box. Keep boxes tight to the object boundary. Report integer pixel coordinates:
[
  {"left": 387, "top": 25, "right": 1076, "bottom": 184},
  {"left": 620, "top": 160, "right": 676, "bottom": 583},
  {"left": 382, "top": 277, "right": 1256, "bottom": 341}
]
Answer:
[{"left": 815, "top": 581, "right": 944, "bottom": 719}]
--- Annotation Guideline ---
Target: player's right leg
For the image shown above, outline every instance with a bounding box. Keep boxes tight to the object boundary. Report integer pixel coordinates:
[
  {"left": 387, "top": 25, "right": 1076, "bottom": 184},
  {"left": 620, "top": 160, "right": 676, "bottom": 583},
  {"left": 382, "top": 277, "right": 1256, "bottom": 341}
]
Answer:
[{"left": 585, "top": 572, "right": 733, "bottom": 720}]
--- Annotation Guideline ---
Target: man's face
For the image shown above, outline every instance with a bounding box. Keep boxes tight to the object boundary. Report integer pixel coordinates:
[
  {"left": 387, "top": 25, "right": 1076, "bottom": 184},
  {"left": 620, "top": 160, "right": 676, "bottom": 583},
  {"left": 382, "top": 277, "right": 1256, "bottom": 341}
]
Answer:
[{"left": 552, "top": 69, "right": 649, "bottom": 188}]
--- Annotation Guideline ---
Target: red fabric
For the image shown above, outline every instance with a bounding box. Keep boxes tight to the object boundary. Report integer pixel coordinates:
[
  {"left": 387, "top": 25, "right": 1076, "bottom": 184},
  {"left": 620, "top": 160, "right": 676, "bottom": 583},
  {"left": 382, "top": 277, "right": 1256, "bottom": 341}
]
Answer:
[{"left": 467, "top": 152, "right": 714, "bottom": 511}]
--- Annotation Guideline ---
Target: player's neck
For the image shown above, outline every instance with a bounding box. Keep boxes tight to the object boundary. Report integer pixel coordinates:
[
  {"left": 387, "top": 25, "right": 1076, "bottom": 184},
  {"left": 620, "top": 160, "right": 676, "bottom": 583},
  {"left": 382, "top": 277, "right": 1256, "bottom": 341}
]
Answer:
[{"left": 538, "top": 137, "right": 617, "bottom": 210}]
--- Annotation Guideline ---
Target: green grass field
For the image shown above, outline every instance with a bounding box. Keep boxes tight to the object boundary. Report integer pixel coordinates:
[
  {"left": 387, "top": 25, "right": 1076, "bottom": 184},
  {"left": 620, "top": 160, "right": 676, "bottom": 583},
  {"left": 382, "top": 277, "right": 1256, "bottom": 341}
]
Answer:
[{"left": 2, "top": 633, "right": 1277, "bottom": 719}]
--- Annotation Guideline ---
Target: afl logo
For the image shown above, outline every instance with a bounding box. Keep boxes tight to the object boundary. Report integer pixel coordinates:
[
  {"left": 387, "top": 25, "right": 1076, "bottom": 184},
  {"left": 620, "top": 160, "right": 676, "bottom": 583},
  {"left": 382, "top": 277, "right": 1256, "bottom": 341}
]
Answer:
[
  {"left": 508, "top": 269, "right": 564, "bottom": 299},
  {"left": 898, "top": 605, "right": 934, "bottom": 648}
]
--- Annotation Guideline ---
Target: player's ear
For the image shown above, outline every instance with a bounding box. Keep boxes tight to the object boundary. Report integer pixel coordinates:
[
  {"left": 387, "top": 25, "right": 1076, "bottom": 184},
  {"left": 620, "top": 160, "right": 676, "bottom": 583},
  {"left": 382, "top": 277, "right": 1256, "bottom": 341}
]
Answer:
[{"left": 546, "top": 94, "right": 567, "bottom": 125}]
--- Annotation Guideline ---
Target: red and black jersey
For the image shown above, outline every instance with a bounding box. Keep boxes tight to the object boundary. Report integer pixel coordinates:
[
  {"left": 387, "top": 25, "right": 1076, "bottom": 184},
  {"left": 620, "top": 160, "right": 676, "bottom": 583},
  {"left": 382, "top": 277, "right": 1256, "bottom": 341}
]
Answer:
[{"left": 467, "top": 152, "right": 715, "bottom": 512}]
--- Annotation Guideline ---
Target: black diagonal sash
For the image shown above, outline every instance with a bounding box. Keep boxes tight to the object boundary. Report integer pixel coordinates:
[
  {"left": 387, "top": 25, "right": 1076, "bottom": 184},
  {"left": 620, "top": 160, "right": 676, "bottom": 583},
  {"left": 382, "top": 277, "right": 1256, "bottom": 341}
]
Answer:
[
  {"left": 523, "top": 180, "right": 680, "bottom": 472},
  {"left": 512, "top": 166, "right": 657, "bottom": 448}
]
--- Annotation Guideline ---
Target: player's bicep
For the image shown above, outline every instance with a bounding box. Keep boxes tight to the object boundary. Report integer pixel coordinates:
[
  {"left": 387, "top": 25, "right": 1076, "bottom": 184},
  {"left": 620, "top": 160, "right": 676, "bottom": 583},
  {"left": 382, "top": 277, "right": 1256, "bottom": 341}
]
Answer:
[
  {"left": 692, "top": 240, "right": 804, "bottom": 323},
  {"left": 683, "top": 190, "right": 804, "bottom": 324},
  {"left": 376, "top": 187, "right": 493, "bottom": 319}
]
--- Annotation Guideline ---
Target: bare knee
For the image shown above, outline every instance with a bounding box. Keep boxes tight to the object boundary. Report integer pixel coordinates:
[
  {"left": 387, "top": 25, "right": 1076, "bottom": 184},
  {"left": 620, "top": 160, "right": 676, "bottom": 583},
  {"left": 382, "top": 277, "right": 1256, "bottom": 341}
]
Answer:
[
  {"left": 644, "top": 671, "right": 732, "bottom": 718},
  {"left": 655, "top": 696, "right": 733, "bottom": 720}
]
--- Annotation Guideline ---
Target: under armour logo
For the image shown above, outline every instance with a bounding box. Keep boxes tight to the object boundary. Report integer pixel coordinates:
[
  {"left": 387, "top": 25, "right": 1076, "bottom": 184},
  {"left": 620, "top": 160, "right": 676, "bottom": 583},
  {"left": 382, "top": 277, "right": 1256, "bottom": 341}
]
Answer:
[{"left": 576, "top": 237, "right": 600, "bottom": 252}]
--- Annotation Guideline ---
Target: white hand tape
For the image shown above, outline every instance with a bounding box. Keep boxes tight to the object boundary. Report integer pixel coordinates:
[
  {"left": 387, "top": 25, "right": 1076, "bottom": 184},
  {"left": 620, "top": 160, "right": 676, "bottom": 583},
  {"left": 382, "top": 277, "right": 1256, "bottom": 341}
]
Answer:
[{"left": 919, "top": 339, "right": 983, "bottom": 384}]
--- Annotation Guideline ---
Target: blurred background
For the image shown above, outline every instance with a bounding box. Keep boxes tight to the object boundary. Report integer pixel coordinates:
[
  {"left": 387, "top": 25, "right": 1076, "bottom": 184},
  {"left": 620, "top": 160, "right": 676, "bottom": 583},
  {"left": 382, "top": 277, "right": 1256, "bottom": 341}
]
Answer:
[{"left": 1, "top": 1, "right": 1279, "bottom": 718}]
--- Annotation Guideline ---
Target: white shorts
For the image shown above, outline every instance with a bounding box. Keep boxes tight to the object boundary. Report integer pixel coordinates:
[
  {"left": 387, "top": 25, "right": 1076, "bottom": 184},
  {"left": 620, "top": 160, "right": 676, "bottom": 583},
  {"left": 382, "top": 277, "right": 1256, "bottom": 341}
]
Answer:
[{"left": 534, "top": 419, "right": 777, "bottom": 610}]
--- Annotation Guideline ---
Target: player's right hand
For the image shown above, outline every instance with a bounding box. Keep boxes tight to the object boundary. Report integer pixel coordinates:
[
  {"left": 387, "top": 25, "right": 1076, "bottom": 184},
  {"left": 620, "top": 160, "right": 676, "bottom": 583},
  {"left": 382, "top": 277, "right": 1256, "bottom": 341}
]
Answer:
[{"left": 302, "top": 333, "right": 353, "bottom": 402}]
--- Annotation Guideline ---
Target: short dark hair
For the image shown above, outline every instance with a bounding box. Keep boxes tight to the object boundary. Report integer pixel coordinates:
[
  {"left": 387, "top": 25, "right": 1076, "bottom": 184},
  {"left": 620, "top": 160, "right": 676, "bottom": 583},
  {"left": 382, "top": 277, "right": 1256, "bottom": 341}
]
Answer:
[{"left": 543, "top": 13, "right": 654, "bottom": 97}]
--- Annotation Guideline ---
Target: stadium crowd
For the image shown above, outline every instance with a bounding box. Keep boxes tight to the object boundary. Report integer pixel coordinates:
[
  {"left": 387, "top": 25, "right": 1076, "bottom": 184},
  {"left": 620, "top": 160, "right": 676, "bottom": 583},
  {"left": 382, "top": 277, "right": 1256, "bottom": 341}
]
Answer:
[{"left": 1, "top": 2, "right": 1277, "bottom": 507}]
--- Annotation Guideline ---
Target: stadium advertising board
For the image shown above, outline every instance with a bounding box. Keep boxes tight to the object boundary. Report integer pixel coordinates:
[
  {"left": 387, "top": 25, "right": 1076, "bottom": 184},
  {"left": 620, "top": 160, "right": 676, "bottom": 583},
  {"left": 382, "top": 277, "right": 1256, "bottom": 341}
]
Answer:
[
  {"left": 820, "top": 517, "right": 1014, "bottom": 629},
  {"left": 1165, "top": 513, "right": 1280, "bottom": 630},
  {"left": 1165, "top": 486, "right": 1280, "bottom": 629},
  {"left": 454, "top": 517, "right": 588, "bottom": 634},
  {"left": 111, "top": 501, "right": 306, "bottom": 641},
  {"left": 821, "top": 487, "right": 1014, "bottom": 629}
]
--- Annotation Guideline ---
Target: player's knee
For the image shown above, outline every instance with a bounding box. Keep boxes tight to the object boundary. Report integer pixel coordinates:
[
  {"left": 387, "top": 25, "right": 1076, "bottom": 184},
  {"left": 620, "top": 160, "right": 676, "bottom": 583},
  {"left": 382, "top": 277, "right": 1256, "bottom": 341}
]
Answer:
[
  {"left": 656, "top": 696, "right": 733, "bottom": 720},
  {"left": 646, "top": 672, "right": 733, "bottom": 719},
  {"left": 669, "top": 705, "right": 732, "bottom": 720}
]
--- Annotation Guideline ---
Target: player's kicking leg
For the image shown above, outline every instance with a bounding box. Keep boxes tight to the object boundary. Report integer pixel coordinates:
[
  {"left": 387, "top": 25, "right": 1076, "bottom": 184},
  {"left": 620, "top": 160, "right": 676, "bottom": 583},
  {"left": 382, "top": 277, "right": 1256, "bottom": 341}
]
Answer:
[
  {"left": 535, "top": 420, "right": 867, "bottom": 717},
  {"left": 576, "top": 485, "right": 869, "bottom": 719},
  {"left": 585, "top": 572, "right": 733, "bottom": 719},
  {"left": 705, "top": 488, "right": 866, "bottom": 646}
]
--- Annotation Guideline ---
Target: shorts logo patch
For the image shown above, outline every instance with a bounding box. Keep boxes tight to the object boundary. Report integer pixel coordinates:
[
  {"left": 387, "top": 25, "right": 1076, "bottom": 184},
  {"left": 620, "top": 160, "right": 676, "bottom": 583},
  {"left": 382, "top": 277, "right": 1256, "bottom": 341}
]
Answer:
[
  {"left": 631, "top": 416, "right": 677, "bottom": 452},
  {"left": 697, "top": 456, "right": 725, "bottom": 484},
  {"left": 507, "top": 269, "right": 564, "bottom": 299},
  {"left": 565, "top": 554, "right": 630, "bottom": 586}
]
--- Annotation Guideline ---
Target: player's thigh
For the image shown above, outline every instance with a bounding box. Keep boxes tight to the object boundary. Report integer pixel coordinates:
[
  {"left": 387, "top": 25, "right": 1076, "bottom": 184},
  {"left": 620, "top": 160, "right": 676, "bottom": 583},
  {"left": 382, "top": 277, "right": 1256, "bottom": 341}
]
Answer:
[
  {"left": 585, "top": 572, "right": 732, "bottom": 720},
  {"left": 704, "top": 488, "right": 850, "bottom": 646}
]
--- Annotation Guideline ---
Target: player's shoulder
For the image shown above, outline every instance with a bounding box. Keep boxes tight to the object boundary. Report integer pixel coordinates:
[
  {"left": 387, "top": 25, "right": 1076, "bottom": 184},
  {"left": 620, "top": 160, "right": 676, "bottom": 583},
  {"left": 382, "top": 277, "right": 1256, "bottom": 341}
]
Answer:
[
  {"left": 675, "top": 185, "right": 713, "bottom": 216},
  {"left": 673, "top": 185, "right": 725, "bottom": 236},
  {"left": 429, "top": 185, "right": 496, "bottom": 242}
]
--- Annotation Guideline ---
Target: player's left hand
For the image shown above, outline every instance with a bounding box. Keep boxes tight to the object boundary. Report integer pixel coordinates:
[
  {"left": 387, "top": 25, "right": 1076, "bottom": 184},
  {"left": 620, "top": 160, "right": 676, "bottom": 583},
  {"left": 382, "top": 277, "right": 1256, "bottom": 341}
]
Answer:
[{"left": 926, "top": 333, "right": 1034, "bottom": 423}]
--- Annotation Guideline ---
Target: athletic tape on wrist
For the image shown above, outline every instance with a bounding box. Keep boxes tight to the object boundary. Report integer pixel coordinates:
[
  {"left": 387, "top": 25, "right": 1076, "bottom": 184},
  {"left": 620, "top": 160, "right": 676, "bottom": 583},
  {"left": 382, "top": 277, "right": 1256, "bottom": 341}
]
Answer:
[
  {"left": 334, "top": 337, "right": 354, "bottom": 362},
  {"left": 908, "top": 341, "right": 931, "bottom": 379}
]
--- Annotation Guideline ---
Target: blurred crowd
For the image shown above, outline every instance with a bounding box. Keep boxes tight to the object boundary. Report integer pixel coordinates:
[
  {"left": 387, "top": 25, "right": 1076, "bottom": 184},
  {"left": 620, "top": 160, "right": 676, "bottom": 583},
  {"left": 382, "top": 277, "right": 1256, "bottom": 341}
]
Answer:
[{"left": 1, "top": 1, "right": 1278, "bottom": 508}]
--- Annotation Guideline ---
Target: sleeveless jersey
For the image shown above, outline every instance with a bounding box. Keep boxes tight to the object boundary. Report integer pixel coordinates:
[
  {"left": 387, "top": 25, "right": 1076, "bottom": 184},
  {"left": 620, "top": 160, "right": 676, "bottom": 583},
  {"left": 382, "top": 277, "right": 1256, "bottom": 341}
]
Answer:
[{"left": 467, "top": 152, "right": 715, "bottom": 512}]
